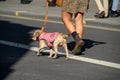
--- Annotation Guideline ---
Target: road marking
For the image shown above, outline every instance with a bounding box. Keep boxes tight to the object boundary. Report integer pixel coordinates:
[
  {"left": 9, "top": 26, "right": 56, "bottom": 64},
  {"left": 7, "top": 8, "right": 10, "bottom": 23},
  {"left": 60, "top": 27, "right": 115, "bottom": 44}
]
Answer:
[
  {"left": 85, "top": 25, "right": 120, "bottom": 32},
  {"left": 0, "top": 40, "right": 120, "bottom": 69},
  {"left": 0, "top": 14, "right": 120, "bottom": 32},
  {"left": 0, "top": 13, "right": 86, "bottom": 24},
  {"left": 15, "top": 11, "right": 27, "bottom": 16}
]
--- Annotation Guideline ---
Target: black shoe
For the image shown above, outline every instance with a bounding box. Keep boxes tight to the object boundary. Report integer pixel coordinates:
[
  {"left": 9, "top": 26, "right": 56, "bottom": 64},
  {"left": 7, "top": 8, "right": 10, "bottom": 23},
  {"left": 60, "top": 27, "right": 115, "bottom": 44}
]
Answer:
[
  {"left": 94, "top": 11, "right": 105, "bottom": 18},
  {"left": 118, "top": 10, "right": 120, "bottom": 15},
  {"left": 109, "top": 10, "right": 119, "bottom": 17},
  {"left": 21, "top": 0, "right": 32, "bottom": 4},
  {"left": 48, "top": 0, "right": 56, "bottom": 7}
]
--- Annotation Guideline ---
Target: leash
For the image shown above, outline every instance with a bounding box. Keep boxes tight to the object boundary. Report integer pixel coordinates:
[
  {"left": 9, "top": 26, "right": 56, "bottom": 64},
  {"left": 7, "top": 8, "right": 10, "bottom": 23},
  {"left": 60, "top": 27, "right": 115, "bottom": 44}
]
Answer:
[
  {"left": 41, "top": 0, "right": 71, "bottom": 37},
  {"left": 40, "top": 0, "right": 49, "bottom": 32}
]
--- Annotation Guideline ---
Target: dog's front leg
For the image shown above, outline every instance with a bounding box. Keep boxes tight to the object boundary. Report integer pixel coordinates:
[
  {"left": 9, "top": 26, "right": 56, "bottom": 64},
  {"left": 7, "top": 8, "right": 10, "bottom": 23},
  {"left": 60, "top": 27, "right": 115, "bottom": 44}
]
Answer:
[
  {"left": 36, "top": 43, "right": 44, "bottom": 56},
  {"left": 48, "top": 48, "right": 54, "bottom": 58},
  {"left": 36, "top": 40, "right": 47, "bottom": 56},
  {"left": 37, "top": 48, "right": 42, "bottom": 56}
]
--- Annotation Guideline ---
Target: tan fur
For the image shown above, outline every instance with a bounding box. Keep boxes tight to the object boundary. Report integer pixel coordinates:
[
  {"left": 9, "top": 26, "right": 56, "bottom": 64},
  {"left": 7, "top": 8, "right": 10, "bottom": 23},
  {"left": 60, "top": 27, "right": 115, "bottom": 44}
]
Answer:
[{"left": 32, "top": 30, "right": 70, "bottom": 60}]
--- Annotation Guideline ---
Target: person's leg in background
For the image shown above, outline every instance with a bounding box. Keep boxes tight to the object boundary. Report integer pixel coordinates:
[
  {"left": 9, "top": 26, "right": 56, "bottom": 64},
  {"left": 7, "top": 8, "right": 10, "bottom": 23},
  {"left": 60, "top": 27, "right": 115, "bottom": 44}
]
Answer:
[
  {"left": 95, "top": 0, "right": 104, "bottom": 13},
  {"left": 103, "top": 0, "right": 109, "bottom": 17},
  {"left": 112, "top": 0, "right": 119, "bottom": 11},
  {"left": 109, "top": 0, "right": 113, "bottom": 11},
  {"left": 109, "top": 0, "right": 119, "bottom": 17},
  {"left": 94, "top": 0, "right": 105, "bottom": 18},
  {"left": 48, "top": 0, "right": 56, "bottom": 7}
]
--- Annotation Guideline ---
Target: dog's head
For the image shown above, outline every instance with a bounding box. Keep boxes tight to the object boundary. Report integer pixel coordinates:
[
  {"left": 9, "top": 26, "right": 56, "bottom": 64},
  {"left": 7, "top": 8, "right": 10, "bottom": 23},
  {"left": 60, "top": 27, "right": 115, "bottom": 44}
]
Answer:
[{"left": 32, "top": 30, "right": 42, "bottom": 40}]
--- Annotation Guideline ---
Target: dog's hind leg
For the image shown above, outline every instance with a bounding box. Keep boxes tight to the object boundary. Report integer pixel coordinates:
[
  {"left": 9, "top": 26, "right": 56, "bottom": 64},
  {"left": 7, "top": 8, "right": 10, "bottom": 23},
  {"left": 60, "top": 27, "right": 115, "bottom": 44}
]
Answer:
[
  {"left": 48, "top": 48, "right": 54, "bottom": 58},
  {"left": 62, "top": 40, "right": 69, "bottom": 60},
  {"left": 53, "top": 44, "right": 58, "bottom": 59}
]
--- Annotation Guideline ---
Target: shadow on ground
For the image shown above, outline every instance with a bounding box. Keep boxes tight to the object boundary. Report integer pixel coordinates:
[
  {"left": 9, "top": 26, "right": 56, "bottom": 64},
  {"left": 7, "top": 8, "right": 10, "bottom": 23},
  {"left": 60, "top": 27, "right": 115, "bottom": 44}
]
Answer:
[
  {"left": 0, "top": 20, "right": 37, "bottom": 80},
  {"left": 67, "top": 39, "right": 106, "bottom": 55},
  {"left": 0, "top": 0, "right": 6, "bottom": 2}
]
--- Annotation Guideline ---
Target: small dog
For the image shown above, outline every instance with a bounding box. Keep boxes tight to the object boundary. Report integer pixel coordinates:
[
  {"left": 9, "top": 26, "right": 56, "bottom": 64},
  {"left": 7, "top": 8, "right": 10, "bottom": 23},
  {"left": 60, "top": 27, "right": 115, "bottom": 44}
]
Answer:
[{"left": 32, "top": 30, "right": 70, "bottom": 60}]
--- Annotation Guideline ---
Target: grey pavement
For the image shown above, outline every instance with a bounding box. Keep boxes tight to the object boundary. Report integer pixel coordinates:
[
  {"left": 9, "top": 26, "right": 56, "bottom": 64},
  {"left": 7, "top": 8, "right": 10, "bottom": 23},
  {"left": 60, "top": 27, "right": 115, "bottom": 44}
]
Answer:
[{"left": 0, "top": 0, "right": 120, "bottom": 28}]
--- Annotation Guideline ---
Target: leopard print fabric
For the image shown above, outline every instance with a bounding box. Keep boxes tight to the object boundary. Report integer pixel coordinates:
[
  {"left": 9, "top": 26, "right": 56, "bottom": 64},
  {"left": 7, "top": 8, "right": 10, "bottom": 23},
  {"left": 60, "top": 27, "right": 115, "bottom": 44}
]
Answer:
[{"left": 62, "top": 0, "right": 89, "bottom": 13}]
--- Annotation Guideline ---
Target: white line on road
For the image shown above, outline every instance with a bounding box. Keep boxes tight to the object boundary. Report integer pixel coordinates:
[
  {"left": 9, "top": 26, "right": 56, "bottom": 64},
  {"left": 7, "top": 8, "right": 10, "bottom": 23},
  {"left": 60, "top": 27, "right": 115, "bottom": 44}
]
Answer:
[{"left": 0, "top": 40, "right": 120, "bottom": 69}]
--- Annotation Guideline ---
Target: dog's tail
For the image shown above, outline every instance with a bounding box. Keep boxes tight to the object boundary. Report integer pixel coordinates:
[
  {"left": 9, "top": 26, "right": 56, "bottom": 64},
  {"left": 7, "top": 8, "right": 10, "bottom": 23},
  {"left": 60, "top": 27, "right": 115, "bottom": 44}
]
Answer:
[{"left": 63, "top": 33, "right": 71, "bottom": 39}]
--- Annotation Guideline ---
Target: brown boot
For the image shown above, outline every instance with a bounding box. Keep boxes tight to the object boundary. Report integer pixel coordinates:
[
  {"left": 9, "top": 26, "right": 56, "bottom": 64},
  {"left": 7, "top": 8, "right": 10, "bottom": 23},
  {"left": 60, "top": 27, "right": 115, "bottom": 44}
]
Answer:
[{"left": 72, "top": 37, "right": 84, "bottom": 55}]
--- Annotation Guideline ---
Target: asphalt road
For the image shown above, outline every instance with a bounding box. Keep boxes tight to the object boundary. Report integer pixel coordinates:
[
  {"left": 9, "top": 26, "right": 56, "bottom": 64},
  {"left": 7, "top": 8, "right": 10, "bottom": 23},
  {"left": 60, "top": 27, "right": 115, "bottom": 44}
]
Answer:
[{"left": 0, "top": 16, "right": 120, "bottom": 80}]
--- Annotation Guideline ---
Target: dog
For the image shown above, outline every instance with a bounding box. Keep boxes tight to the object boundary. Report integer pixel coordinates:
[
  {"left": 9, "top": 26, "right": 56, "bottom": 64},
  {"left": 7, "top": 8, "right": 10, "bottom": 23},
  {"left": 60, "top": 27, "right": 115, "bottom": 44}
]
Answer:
[{"left": 32, "top": 30, "right": 70, "bottom": 60}]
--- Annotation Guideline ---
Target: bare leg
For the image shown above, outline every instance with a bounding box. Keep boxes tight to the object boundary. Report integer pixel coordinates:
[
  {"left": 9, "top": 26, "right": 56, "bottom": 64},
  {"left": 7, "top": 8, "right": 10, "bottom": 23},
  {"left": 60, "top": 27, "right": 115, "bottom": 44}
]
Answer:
[
  {"left": 62, "top": 12, "right": 75, "bottom": 34},
  {"left": 75, "top": 12, "right": 84, "bottom": 39},
  {"left": 62, "top": 11, "right": 84, "bottom": 55},
  {"left": 69, "top": 12, "right": 84, "bottom": 55}
]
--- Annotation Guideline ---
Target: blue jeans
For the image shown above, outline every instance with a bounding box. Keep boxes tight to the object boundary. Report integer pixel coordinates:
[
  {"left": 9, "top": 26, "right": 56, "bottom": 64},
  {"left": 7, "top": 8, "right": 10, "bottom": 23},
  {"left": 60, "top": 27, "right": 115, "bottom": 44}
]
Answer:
[{"left": 112, "top": 0, "right": 119, "bottom": 11}]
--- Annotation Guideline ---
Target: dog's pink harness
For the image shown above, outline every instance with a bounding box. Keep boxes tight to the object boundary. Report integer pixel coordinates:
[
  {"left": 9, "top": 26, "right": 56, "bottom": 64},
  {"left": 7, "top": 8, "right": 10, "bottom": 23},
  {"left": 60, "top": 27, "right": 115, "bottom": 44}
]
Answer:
[{"left": 39, "top": 32, "right": 59, "bottom": 48}]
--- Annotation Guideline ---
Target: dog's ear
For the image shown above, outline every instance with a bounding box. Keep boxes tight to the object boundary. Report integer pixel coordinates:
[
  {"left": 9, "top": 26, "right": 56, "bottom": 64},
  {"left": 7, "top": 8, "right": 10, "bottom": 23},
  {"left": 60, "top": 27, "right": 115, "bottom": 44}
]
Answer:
[
  {"left": 35, "top": 31, "right": 40, "bottom": 36},
  {"left": 35, "top": 30, "right": 42, "bottom": 36}
]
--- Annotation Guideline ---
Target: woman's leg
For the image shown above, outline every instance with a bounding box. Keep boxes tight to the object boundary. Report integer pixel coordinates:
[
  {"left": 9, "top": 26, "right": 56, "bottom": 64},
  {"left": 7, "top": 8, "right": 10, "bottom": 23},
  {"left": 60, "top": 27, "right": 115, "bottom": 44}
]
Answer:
[
  {"left": 62, "top": 11, "right": 83, "bottom": 55},
  {"left": 62, "top": 11, "right": 75, "bottom": 34},
  {"left": 75, "top": 12, "right": 84, "bottom": 39}
]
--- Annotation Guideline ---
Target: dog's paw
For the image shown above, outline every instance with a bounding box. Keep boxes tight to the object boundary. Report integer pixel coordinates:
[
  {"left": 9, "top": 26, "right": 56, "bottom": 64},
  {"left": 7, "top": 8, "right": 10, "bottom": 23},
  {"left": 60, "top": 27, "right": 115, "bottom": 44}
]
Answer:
[
  {"left": 65, "top": 57, "right": 69, "bottom": 60},
  {"left": 36, "top": 53, "right": 42, "bottom": 56},
  {"left": 52, "top": 56, "right": 58, "bottom": 59},
  {"left": 48, "top": 56, "right": 52, "bottom": 58}
]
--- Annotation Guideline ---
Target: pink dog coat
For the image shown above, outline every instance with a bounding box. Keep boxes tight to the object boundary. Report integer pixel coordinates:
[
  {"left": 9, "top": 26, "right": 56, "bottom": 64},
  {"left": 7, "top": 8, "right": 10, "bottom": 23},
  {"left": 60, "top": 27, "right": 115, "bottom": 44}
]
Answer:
[{"left": 39, "top": 32, "right": 59, "bottom": 48}]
